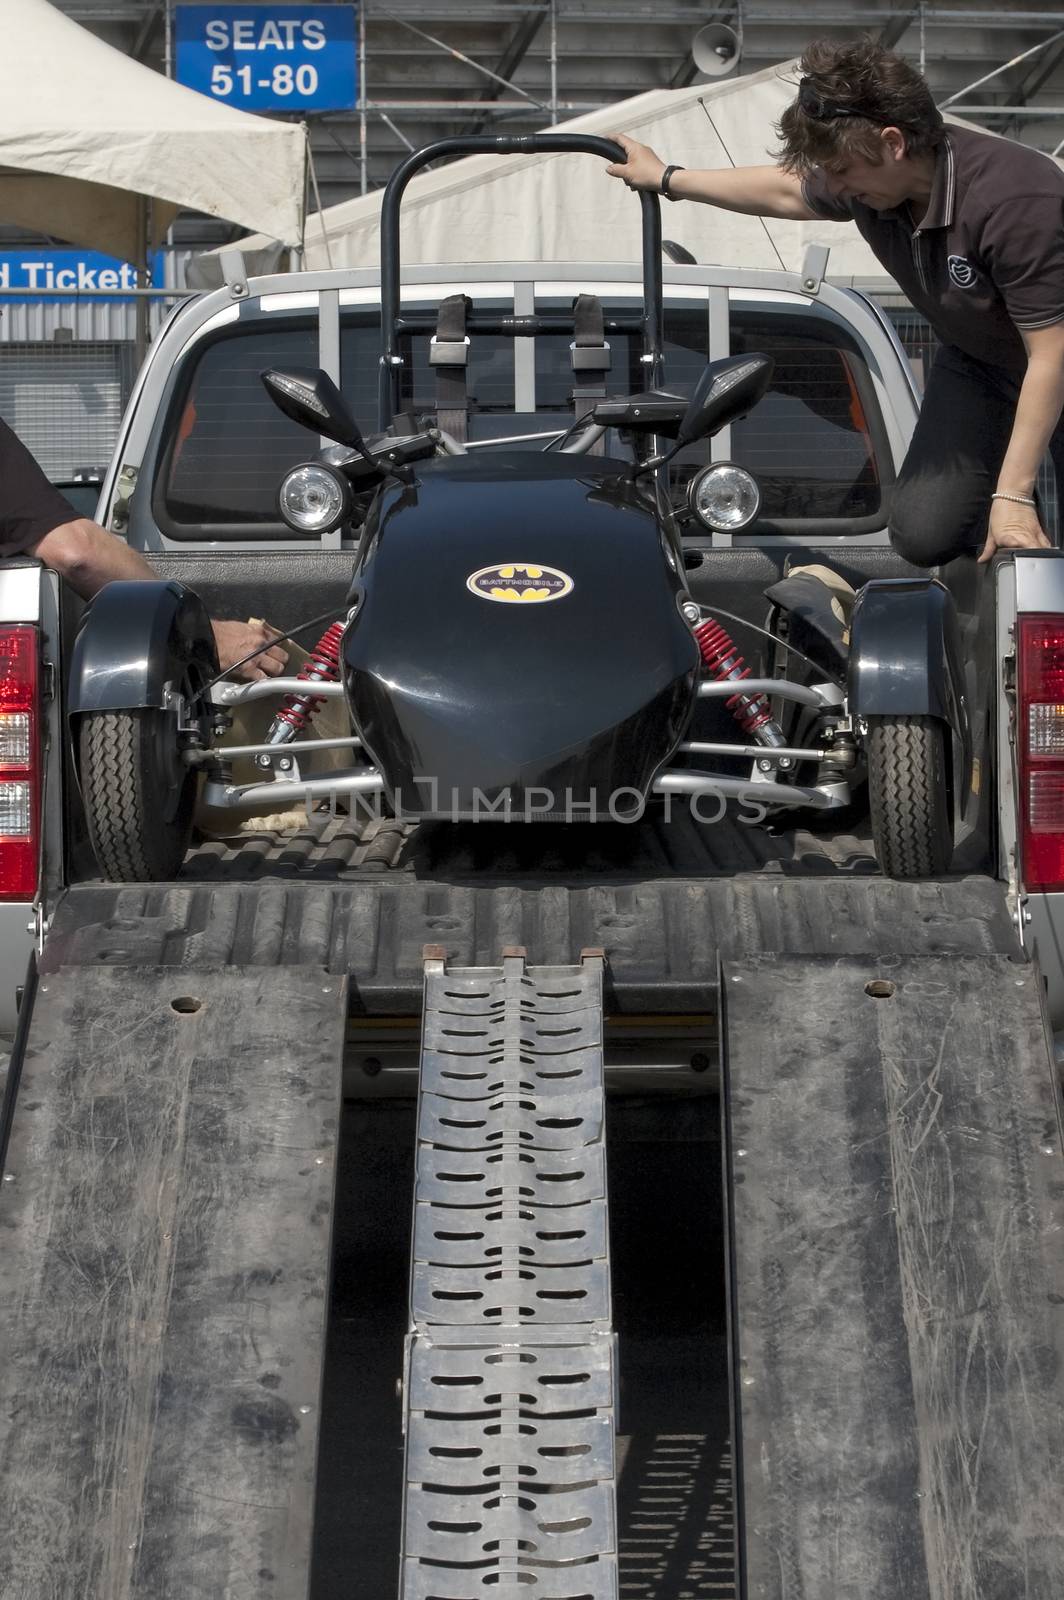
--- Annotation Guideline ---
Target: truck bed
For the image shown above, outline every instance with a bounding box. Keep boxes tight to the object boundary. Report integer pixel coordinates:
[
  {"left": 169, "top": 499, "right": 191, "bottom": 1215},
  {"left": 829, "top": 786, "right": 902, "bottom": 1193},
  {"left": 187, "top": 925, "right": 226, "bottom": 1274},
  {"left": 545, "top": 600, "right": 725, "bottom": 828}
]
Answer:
[
  {"left": 49, "top": 806, "right": 1018, "bottom": 1014},
  {"left": 180, "top": 806, "right": 879, "bottom": 881}
]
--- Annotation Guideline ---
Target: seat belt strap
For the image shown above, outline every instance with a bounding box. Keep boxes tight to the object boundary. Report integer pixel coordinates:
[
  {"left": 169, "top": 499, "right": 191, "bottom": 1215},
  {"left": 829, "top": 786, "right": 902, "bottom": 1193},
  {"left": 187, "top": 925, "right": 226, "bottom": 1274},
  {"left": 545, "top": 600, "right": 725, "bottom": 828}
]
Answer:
[
  {"left": 431, "top": 294, "right": 472, "bottom": 442},
  {"left": 571, "top": 293, "right": 610, "bottom": 456}
]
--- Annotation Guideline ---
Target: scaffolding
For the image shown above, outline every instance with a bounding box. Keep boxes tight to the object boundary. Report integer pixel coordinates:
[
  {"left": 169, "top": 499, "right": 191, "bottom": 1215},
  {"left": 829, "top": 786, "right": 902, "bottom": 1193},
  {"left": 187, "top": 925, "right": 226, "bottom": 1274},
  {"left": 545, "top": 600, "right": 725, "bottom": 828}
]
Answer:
[
  {"left": 8, "top": 2, "right": 1064, "bottom": 475},
  {"left": 52, "top": 1, "right": 1064, "bottom": 218}
]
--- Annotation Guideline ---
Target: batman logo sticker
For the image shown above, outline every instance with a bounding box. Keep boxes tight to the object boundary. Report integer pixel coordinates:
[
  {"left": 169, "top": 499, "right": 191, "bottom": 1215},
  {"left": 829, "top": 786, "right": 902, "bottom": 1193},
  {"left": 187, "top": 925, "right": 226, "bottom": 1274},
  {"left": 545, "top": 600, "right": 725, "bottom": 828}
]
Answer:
[{"left": 467, "top": 563, "right": 575, "bottom": 604}]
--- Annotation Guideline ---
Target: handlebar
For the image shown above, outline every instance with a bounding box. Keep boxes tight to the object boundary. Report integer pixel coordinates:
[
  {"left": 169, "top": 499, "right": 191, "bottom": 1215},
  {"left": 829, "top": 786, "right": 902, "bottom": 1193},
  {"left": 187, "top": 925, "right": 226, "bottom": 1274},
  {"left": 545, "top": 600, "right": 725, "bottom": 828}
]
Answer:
[{"left": 377, "top": 135, "right": 664, "bottom": 429}]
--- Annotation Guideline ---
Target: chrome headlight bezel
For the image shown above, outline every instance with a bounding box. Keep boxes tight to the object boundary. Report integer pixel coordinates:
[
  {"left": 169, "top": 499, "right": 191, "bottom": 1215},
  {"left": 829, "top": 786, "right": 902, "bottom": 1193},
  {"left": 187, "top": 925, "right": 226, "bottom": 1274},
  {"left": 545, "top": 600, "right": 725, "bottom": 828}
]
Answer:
[
  {"left": 687, "top": 462, "right": 761, "bottom": 533},
  {"left": 277, "top": 462, "right": 351, "bottom": 534}
]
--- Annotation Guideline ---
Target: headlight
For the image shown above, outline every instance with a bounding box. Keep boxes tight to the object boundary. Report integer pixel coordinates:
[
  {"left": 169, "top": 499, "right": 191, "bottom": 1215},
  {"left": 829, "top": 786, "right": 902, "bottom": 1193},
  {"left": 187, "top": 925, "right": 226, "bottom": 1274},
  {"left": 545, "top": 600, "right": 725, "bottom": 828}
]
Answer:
[
  {"left": 278, "top": 463, "right": 349, "bottom": 533},
  {"left": 688, "top": 463, "right": 760, "bottom": 532}
]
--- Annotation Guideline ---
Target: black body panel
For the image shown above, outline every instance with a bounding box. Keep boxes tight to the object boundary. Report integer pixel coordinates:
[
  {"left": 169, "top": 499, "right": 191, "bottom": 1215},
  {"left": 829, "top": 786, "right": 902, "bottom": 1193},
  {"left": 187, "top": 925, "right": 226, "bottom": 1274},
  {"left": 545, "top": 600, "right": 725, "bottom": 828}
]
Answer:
[
  {"left": 342, "top": 452, "right": 700, "bottom": 819},
  {"left": 67, "top": 579, "right": 217, "bottom": 716}
]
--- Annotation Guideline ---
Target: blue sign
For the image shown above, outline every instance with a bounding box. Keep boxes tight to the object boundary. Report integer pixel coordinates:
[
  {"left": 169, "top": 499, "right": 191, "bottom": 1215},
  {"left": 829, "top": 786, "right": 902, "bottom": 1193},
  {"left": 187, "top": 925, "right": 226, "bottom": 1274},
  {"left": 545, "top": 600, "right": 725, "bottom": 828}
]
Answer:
[
  {"left": 0, "top": 250, "right": 166, "bottom": 303},
  {"left": 174, "top": 5, "right": 357, "bottom": 112}
]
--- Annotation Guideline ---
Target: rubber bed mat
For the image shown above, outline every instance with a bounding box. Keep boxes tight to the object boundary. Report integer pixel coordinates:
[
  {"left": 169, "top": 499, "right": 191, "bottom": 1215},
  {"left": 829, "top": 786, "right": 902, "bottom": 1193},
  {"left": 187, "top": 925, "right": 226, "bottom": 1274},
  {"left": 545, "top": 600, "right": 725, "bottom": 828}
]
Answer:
[{"left": 50, "top": 810, "right": 1018, "bottom": 1010}]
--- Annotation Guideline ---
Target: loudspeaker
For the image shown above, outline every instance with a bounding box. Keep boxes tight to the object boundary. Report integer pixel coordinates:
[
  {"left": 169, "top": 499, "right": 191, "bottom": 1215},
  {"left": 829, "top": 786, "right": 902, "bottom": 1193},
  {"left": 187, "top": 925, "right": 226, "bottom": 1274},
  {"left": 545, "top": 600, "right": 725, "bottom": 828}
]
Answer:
[{"left": 692, "top": 23, "right": 739, "bottom": 77}]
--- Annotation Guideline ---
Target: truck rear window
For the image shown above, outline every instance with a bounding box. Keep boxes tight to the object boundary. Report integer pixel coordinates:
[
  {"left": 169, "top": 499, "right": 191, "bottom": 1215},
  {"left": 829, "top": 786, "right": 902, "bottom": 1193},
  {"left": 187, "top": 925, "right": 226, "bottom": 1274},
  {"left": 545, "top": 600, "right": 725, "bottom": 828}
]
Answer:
[
  {"left": 160, "top": 323, "right": 319, "bottom": 528},
  {"left": 157, "top": 311, "right": 514, "bottom": 535},
  {"left": 153, "top": 298, "right": 888, "bottom": 537},
  {"left": 533, "top": 303, "right": 885, "bottom": 527},
  {"left": 729, "top": 310, "right": 884, "bottom": 525}
]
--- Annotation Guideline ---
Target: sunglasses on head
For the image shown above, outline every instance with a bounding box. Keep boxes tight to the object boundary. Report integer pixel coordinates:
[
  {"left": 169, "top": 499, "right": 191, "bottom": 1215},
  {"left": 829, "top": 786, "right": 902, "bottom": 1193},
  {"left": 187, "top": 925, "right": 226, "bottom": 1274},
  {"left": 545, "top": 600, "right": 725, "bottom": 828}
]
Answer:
[{"left": 797, "top": 78, "right": 894, "bottom": 125}]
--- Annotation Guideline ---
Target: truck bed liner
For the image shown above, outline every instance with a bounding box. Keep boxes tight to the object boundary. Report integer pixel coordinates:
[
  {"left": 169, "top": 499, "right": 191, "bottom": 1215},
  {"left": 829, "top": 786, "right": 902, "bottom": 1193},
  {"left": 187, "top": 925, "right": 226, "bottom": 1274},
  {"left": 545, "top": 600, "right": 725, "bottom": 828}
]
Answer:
[
  {"left": 45, "top": 854, "right": 1019, "bottom": 1013},
  {"left": 179, "top": 809, "right": 880, "bottom": 881}
]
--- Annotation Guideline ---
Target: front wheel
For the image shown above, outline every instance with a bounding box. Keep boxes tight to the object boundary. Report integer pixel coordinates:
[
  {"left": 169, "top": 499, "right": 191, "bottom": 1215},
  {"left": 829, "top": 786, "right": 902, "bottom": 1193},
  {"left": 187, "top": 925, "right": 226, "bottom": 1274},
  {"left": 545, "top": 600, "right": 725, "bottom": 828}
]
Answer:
[
  {"left": 866, "top": 713, "right": 953, "bottom": 879},
  {"left": 79, "top": 708, "right": 197, "bottom": 881}
]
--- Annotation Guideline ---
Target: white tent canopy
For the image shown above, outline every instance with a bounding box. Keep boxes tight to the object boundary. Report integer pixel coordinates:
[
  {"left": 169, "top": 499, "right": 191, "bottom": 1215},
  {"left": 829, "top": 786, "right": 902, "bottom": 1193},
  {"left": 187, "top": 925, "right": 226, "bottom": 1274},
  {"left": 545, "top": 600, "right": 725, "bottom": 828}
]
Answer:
[
  {"left": 219, "top": 62, "right": 882, "bottom": 283},
  {"left": 0, "top": 0, "right": 307, "bottom": 261},
  {"left": 218, "top": 61, "right": 1060, "bottom": 290}
]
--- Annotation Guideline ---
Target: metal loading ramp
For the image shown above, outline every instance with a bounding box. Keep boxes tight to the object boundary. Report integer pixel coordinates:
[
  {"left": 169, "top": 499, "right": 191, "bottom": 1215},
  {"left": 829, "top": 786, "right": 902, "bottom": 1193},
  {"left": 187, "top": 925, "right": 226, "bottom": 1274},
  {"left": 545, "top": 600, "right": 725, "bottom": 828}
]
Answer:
[
  {"left": 401, "top": 949, "right": 618, "bottom": 1600},
  {"left": 722, "top": 954, "right": 1064, "bottom": 1600}
]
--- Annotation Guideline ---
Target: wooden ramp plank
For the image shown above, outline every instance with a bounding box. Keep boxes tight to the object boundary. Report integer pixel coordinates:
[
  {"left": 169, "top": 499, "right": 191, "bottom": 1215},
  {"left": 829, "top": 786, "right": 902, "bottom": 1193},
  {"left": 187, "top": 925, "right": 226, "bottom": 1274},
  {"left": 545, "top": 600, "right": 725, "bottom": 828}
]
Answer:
[
  {"left": 0, "top": 965, "right": 346, "bottom": 1600},
  {"left": 722, "top": 954, "right": 1064, "bottom": 1600}
]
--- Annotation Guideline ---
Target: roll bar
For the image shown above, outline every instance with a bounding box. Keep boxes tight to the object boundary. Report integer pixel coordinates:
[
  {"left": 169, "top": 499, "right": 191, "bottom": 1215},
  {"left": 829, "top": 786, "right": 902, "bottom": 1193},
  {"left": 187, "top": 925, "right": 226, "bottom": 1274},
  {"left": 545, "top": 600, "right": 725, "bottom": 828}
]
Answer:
[{"left": 377, "top": 135, "right": 664, "bottom": 429}]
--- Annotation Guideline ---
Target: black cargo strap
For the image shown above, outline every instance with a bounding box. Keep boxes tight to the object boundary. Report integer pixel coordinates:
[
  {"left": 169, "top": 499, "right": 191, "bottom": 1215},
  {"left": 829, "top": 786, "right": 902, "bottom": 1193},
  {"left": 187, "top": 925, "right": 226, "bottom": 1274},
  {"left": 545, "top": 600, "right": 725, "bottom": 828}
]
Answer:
[
  {"left": 571, "top": 293, "right": 609, "bottom": 455},
  {"left": 431, "top": 294, "right": 472, "bottom": 442}
]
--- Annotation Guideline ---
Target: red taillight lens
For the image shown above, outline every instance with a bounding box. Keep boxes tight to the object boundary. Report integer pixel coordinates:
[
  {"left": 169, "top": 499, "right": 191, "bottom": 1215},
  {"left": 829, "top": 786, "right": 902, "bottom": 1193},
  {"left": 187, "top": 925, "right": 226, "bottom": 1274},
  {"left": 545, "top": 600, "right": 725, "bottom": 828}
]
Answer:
[
  {"left": 0, "top": 626, "right": 39, "bottom": 901},
  {"left": 1017, "top": 615, "right": 1064, "bottom": 891}
]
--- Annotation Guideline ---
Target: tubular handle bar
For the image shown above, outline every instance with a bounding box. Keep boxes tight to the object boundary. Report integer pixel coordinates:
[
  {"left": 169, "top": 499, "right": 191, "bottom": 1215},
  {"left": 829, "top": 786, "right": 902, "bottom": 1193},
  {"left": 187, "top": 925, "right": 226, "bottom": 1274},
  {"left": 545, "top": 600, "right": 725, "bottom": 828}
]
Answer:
[{"left": 377, "top": 135, "right": 664, "bottom": 429}]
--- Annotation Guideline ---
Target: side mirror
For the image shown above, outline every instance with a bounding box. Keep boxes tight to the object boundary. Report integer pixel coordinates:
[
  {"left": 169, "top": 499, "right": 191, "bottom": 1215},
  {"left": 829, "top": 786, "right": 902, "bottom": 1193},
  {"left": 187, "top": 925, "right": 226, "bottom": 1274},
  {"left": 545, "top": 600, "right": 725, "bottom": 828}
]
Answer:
[
  {"left": 261, "top": 366, "right": 366, "bottom": 450},
  {"left": 676, "top": 353, "right": 774, "bottom": 446}
]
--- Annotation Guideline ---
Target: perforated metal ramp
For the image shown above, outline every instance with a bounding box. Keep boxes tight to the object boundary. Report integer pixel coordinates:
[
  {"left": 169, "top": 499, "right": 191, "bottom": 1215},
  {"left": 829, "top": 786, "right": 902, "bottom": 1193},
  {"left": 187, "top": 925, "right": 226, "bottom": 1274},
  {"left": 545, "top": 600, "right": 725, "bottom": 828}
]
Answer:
[{"left": 400, "top": 949, "right": 618, "bottom": 1600}]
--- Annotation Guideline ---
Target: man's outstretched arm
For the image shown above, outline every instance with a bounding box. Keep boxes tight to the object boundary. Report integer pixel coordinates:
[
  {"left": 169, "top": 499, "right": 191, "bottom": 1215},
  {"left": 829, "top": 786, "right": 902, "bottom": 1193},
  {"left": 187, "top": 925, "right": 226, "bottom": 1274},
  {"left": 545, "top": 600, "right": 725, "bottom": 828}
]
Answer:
[
  {"left": 28, "top": 516, "right": 288, "bottom": 681},
  {"left": 604, "top": 133, "right": 818, "bottom": 220}
]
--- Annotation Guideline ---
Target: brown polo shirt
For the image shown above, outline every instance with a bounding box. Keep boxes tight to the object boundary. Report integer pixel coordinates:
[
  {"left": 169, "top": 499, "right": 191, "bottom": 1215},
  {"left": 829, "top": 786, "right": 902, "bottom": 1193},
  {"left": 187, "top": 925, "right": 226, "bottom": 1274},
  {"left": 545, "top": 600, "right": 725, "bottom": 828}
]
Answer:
[
  {"left": 803, "top": 126, "right": 1064, "bottom": 377},
  {"left": 0, "top": 416, "right": 77, "bottom": 556}
]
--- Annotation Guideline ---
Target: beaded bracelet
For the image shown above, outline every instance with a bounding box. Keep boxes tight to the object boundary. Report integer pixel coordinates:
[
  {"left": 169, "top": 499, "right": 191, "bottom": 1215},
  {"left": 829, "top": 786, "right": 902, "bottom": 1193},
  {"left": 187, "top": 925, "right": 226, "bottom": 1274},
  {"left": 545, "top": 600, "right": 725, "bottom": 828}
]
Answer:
[{"left": 991, "top": 491, "right": 1037, "bottom": 507}]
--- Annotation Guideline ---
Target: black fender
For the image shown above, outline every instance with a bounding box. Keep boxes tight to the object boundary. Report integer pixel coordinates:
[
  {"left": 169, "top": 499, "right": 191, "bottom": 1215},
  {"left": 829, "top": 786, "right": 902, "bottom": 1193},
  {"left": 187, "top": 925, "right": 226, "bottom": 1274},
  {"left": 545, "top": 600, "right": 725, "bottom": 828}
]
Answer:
[
  {"left": 763, "top": 569, "right": 849, "bottom": 677},
  {"left": 68, "top": 579, "right": 218, "bottom": 717},
  {"left": 849, "top": 576, "right": 971, "bottom": 800}
]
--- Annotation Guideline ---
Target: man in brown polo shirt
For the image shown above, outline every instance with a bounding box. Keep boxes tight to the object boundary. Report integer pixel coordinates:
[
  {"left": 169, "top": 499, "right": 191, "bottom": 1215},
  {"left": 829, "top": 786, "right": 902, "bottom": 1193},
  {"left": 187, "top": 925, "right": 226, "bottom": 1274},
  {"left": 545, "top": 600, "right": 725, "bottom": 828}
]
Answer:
[{"left": 606, "top": 37, "right": 1064, "bottom": 567}]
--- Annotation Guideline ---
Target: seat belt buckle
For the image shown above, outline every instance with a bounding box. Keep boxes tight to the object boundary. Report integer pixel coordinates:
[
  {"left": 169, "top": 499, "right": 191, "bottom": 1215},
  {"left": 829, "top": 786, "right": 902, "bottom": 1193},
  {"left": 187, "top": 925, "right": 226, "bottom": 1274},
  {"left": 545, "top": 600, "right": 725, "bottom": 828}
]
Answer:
[
  {"left": 430, "top": 334, "right": 470, "bottom": 367},
  {"left": 570, "top": 339, "right": 611, "bottom": 373}
]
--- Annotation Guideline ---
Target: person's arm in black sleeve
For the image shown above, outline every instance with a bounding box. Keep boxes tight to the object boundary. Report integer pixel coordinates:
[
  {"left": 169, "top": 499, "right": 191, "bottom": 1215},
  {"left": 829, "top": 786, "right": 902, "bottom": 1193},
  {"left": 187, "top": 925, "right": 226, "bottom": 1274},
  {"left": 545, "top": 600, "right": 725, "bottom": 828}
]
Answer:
[{"left": 0, "top": 417, "right": 288, "bottom": 680}]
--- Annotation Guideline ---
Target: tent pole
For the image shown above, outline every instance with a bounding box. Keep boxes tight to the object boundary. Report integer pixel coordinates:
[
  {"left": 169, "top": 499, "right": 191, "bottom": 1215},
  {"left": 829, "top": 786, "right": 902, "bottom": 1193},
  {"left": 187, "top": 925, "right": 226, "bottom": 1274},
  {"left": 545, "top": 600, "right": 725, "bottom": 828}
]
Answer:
[
  {"left": 134, "top": 195, "right": 149, "bottom": 370},
  {"left": 359, "top": 2, "right": 368, "bottom": 194},
  {"left": 550, "top": 0, "right": 558, "bottom": 124},
  {"left": 308, "top": 151, "right": 334, "bottom": 269}
]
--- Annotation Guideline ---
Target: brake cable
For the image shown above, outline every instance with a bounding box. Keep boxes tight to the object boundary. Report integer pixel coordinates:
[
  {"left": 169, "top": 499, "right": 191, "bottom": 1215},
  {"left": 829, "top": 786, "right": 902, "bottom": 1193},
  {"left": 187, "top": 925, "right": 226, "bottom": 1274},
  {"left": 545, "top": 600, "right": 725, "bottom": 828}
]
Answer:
[
  {"left": 195, "top": 607, "right": 343, "bottom": 703},
  {"left": 695, "top": 602, "right": 830, "bottom": 682}
]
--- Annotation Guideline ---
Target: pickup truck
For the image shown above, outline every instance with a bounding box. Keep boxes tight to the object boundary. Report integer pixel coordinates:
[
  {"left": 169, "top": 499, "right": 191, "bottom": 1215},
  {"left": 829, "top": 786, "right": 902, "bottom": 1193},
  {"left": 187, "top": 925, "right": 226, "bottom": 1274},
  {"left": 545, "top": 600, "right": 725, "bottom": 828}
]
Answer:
[{"left": 3, "top": 136, "right": 1064, "bottom": 1600}]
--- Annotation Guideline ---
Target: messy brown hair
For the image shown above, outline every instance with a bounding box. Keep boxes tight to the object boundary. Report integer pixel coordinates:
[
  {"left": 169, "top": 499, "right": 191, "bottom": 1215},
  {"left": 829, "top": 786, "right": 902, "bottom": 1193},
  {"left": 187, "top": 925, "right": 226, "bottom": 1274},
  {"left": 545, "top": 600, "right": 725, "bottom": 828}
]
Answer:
[{"left": 776, "top": 38, "right": 944, "bottom": 174}]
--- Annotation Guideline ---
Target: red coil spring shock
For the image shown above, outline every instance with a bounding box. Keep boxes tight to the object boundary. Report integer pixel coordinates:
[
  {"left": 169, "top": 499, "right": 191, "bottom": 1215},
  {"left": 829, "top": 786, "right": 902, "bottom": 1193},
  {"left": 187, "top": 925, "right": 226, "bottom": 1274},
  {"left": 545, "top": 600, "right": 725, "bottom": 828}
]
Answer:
[
  {"left": 693, "top": 617, "right": 786, "bottom": 746},
  {"left": 266, "top": 620, "right": 345, "bottom": 744}
]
